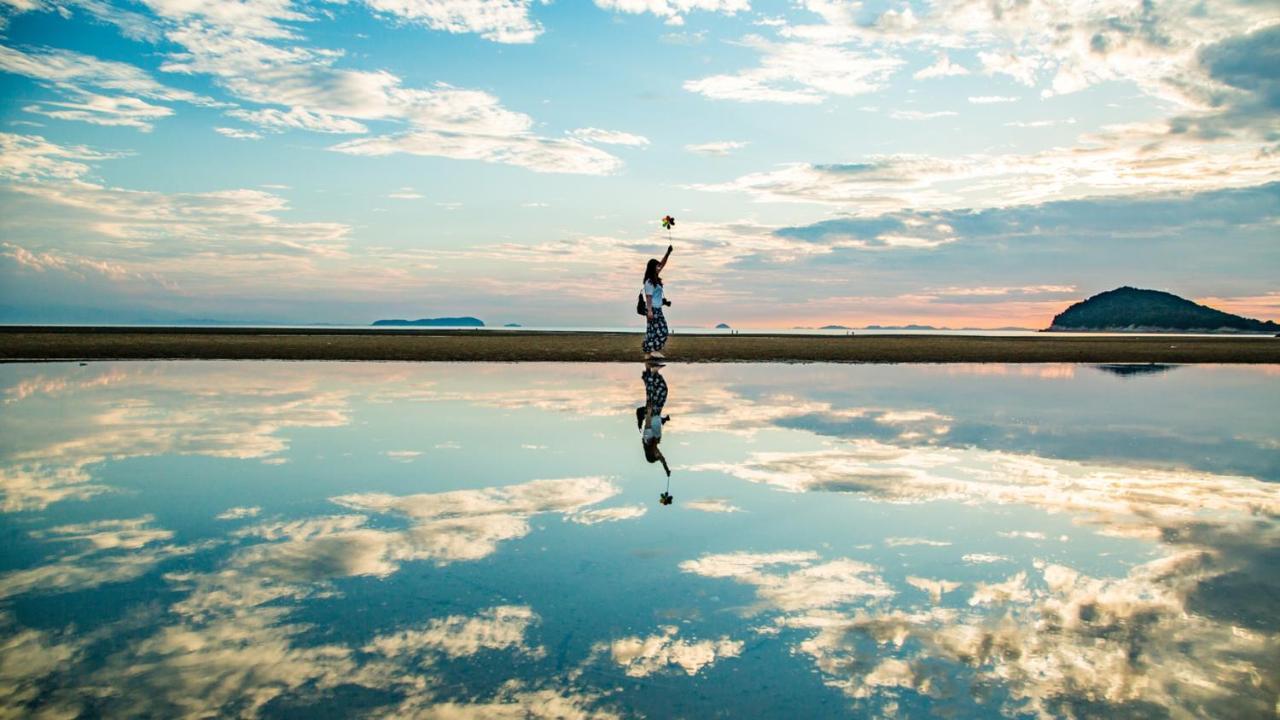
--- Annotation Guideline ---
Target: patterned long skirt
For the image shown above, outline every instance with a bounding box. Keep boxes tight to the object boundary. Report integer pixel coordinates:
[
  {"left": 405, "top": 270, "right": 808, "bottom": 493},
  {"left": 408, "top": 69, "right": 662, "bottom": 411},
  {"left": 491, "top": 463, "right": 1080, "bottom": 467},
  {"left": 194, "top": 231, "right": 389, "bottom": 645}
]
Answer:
[
  {"left": 642, "top": 308, "right": 669, "bottom": 353},
  {"left": 642, "top": 367, "right": 667, "bottom": 415}
]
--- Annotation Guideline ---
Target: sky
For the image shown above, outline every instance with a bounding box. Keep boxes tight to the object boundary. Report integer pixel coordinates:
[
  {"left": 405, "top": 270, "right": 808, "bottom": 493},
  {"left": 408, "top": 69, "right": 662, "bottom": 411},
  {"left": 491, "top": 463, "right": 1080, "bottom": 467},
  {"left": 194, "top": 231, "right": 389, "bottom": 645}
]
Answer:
[{"left": 0, "top": 0, "right": 1276, "bottom": 328}]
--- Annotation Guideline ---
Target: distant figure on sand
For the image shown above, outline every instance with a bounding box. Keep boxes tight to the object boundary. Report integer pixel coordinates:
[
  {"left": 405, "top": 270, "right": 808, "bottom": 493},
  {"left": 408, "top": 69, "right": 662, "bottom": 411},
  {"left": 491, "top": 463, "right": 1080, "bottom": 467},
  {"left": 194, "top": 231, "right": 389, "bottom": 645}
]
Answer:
[
  {"left": 637, "top": 362, "right": 671, "bottom": 480},
  {"left": 643, "top": 244, "right": 674, "bottom": 360}
]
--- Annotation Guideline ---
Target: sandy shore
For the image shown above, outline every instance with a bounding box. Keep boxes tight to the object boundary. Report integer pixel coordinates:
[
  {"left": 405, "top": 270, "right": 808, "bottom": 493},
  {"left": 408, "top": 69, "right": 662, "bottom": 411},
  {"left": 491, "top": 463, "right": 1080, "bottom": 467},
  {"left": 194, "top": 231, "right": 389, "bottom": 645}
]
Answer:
[{"left": 2, "top": 327, "right": 1278, "bottom": 363}]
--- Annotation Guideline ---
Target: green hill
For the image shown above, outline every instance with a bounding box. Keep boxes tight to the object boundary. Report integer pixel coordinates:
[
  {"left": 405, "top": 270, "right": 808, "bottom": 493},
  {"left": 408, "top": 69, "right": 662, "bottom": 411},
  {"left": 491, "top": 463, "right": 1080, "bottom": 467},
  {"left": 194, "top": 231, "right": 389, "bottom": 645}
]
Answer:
[{"left": 1049, "top": 287, "right": 1277, "bottom": 333}]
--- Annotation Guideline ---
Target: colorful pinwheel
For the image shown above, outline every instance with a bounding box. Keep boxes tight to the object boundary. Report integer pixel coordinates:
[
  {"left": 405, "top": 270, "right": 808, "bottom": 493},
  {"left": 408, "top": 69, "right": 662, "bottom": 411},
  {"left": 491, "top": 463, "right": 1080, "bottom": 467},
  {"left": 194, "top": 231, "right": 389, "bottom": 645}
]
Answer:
[{"left": 661, "top": 215, "right": 675, "bottom": 230}]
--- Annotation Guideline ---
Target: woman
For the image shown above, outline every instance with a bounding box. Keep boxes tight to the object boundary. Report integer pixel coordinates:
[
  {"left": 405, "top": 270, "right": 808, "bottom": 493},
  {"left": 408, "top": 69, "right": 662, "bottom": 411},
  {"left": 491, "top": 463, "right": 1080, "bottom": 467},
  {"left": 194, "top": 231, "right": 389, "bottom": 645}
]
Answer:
[{"left": 642, "top": 244, "right": 674, "bottom": 360}]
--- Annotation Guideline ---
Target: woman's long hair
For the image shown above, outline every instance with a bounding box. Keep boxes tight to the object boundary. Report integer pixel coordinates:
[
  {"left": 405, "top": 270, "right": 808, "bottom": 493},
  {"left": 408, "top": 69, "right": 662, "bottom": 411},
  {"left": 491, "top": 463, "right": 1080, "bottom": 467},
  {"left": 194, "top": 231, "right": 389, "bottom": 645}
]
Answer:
[{"left": 644, "top": 258, "right": 662, "bottom": 287}]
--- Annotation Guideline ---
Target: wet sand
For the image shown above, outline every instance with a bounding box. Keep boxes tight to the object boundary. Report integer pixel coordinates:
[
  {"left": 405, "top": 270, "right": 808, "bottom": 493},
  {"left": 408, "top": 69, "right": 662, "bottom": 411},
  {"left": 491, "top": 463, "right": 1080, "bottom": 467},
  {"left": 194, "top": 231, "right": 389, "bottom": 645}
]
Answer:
[{"left": 3, "top": 327, "right": 1278, "bottom": 363}]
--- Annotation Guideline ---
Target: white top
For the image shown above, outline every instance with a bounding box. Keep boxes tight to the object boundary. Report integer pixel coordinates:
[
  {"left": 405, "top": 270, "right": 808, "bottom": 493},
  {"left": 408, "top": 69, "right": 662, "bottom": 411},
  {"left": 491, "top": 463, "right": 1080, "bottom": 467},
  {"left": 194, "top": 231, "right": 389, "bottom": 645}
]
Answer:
[
  {"left": 642, "top": 414, "right": 663, "bottom": 442},
  {"left": 644, "top": 280, "right": 664, "bottom": 309}
]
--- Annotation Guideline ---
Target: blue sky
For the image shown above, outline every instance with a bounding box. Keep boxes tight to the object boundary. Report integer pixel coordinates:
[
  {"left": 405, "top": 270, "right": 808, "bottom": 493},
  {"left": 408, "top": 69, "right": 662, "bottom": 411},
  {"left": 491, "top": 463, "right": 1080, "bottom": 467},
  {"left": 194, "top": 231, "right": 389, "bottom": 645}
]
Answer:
[{"left": 0, "top": 0, "right": 1276, "bottom": 327}]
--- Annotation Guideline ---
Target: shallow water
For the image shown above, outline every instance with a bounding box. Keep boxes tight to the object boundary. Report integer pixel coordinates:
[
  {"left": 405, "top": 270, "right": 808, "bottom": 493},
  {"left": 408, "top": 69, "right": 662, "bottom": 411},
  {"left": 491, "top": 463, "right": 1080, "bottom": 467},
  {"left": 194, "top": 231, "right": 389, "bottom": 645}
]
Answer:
[{"left": 1, "top": 361, "right": 1277, "bottom": 718}]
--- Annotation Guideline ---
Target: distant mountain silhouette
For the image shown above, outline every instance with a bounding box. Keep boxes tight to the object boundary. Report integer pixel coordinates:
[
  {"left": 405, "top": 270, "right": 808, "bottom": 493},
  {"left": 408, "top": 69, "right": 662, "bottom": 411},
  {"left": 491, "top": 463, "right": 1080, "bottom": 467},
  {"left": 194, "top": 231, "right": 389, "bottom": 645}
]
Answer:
[
  {"left": 715, "top": 323, "right": 731, "bottom": 329},
  {"left": 865, "top": 324, "right": 939, "bottom": 331},
  {"left": 373, "top": 317, "right": 484, "bottom": 327},
  {"left": 503, "top": 323, "right": 522, "bottom": 327},
  {"left": 1049, "top": 287, "right": 1278, "bottom": 333}
]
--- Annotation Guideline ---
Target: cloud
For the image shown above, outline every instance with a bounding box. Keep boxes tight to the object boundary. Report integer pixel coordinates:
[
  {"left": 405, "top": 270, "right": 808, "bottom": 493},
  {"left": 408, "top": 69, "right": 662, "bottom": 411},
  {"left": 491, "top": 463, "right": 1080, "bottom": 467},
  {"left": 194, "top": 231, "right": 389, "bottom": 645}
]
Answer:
[
  {"left": 692, "top": 124, "right": 1280, "bottom": 212},
  {"left": 913, "top": 54, "right": 968, "bottom": 80},
  {"left": 967, "top": 95, "right": 1018, "bottom": 104},
  {"left": 593, "top": 0, "right": 749, "bottom": 26},
  {"left": 599, "top": 625, "right": 742, "bottom": 677},
  {"left": 567, "top": 127, "right": 650, "bottom": 146},
  {"left": 887, "top": 109, "right": 957, "bottom": 120},
  {"left": 330, "top": 87, "right": 624, "bottom": 175},
  {"left": 684, "top": 140, "right": 748, "bottom": 156},
  {"left": 213, "top": 126, "right": 262, "bottom": 140},
  {"left": 360, "top": 0, "right": 545, "bottom": 43},
  {"left": 226, "top": 107, "right": 369, "bottom": 134},
  {"left": 0, "top": 43, "right": 215, "bottom": 132},
  {"left": 215, "top": 506, "right": 261, "bottom": 520},
  {"left": 685, "top": 37, "right": 902, "bottom": 103}
]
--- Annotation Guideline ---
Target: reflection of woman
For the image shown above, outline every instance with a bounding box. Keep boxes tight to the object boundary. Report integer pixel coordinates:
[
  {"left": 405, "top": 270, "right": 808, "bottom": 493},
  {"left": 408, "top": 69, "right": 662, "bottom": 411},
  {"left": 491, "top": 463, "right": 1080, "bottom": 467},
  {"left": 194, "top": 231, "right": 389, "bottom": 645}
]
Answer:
[
  {"left": 637, "top": 363, "right": 672, "bottom": 484},
  {"left": 642, "top": 245, "right": 674, "bottom": 360}
]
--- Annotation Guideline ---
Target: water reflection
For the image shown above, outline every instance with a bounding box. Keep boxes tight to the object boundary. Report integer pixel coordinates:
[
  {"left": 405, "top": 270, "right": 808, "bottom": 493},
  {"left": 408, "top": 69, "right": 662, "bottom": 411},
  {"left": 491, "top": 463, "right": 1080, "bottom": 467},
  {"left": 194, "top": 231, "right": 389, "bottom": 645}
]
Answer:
[
  {"left": 637, "top": 362, "right": 674, "bottom": 504},
  {"left": 0, "top": 361, "right": 1276, "bottom": 718}
]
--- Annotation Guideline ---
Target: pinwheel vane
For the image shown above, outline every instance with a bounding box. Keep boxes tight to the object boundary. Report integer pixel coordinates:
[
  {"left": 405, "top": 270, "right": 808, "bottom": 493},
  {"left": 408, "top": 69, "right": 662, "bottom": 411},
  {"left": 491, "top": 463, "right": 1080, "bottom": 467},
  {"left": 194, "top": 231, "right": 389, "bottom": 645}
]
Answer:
[{"left": 661, "top": 215, "right": 675, "bottom": 230}]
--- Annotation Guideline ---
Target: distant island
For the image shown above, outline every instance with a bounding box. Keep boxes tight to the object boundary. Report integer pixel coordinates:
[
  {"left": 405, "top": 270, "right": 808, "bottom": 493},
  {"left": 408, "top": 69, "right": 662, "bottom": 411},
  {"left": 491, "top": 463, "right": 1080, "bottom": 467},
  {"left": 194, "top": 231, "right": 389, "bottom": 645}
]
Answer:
[
  {"left": 373, "top": 317, "right": 485, "bottom": 327},
  {"left": 819, "top": 325, "right": 853, "bottom": 330},
  {"left": 1048, "top": 287, "right": 1278, "bottom": 333},
  {"left": 503, "top": 323, "right": 522, "bottom": 328},
  {"left": 864, "top": 324, "right": 939, "bottom": 331},
  {"left": 715, "top": 323, "right": 731, "bottom": 329}
]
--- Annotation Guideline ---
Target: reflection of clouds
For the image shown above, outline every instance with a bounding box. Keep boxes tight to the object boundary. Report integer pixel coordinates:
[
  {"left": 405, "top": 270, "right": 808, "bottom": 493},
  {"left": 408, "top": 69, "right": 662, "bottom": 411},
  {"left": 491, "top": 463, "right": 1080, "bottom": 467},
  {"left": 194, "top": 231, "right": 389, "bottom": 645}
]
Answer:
[
  {"left": 691, "top": 440, "right": 1280, "bottom": 541},
  {"left": 366, "top": 606, "right": 545, "bottom": 660},
  {"left": 680, "top": 552, "right": 893, "bottom": 611},
  {"left": 961, "top": 553, "right": 1009, "bottom": 565},
  {"left": 683, "top": 440, "right": 1280, "bottom": 716},
  {"left": 0, "top": 364, "right": 352, "bottom": 511},
  {"left": 568, "top": 504, "right": 647, "bottom": 525},
  {"left": 884, "top": 537, "right": 950, "bottom": 547},
  {"left": 905, "top": 577, "right": 960, "bottom": 604},
  {"left": 35, "top": 514, "right": 173, "bottom": 550},
  {"left": 0, "top": 617, "right": 83, "bottom": 719},
  {"left": 599, "top": 625, "right": 743, "bottom": 677},
  {"left": 215, "top": 506, "right": 261, "bottom": 520},
  {"left": 684, "top": 498, "right": 743, "bottom": 513},
  {"left": 0, "top": 515, "right": 193, "bottom": 599}
]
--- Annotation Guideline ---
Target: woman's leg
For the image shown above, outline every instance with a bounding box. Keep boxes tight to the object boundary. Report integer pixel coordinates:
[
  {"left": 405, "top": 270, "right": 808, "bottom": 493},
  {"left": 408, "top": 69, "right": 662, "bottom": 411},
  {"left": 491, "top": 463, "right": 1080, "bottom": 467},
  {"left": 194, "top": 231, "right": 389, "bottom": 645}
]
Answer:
[
  {"left": 642, "top": 316, "right": 658, "bottom": 353},
  {"left": 652, "top": 310, "right": 669, "bottom": 351}
]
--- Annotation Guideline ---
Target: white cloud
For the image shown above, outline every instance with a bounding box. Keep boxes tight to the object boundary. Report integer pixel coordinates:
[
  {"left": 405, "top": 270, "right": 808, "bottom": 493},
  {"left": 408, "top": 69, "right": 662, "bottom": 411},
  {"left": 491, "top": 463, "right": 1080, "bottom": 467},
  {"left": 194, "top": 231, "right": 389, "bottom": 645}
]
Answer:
[
  {"left": 24, "top": 92, "right": 173, "bottom": 131},
  {"left": 215, "top": 506, "right": 261, "bottom": 520},
  {"left": 913, "top": 54, "right": 968, "bottom": 79},
  {"left": 567, "top": 127, "right": 650, "bottom": 146},
  {"left": 361, "top": 0, "right": 545, "bottom": 43},
  {"left": 961, "top": 552, "right": 1010, "bottom": 564},
  {"left": 0, "top": 43, "right": 214, "bottom": 131},
  {"left": 967, "top": 95, "right": 1018, "bottom": 104},
  {"left": 213, "top": 126, "right": 262, "bottom": 140},
  {"left": 684, "top": 497, "right": 742, "bottom": 513},
  {"left": 684, "top": 140, "right": 748, "bottom": 156},
  {"left": 888, "top": 109, "right": 957, "bottom": 120},
  {"left": 691, "top": 124, "right": 1280, "bottom": 213},
  {"left": 227, "top": 107, "right": 368, "bottom": 134},
  {"left": 685, "top": 37, "right": 903, "bottom": 104},
  {"left": 594, "top": 0, "right": 749, "bottom": 26}
]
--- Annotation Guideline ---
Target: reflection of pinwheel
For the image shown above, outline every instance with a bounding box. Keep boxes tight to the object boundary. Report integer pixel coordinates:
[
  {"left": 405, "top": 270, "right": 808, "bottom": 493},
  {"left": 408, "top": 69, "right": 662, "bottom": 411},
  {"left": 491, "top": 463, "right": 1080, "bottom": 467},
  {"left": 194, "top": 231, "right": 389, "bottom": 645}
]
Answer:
[
  {"left": 661, "top": 215, "right": 675, "bottom": 230},
  {"left": 660, "top": 492, "right": 673, "bottom": 505}
]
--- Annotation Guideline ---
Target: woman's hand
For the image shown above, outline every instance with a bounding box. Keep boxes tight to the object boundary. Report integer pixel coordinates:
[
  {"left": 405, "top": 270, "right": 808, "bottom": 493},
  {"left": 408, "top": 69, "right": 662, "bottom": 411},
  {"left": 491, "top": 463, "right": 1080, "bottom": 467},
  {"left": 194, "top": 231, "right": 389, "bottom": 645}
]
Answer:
[{"left": 647, "top": 309, "right": 654, "bottom": 321}]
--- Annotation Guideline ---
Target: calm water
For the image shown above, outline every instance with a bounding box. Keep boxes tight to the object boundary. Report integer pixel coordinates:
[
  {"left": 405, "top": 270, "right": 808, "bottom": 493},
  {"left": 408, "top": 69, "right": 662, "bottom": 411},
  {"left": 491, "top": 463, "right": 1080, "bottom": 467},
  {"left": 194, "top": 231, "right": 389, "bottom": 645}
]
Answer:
[{"left": 1, "top": 361, "right": 1277, "bottom": 719}]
